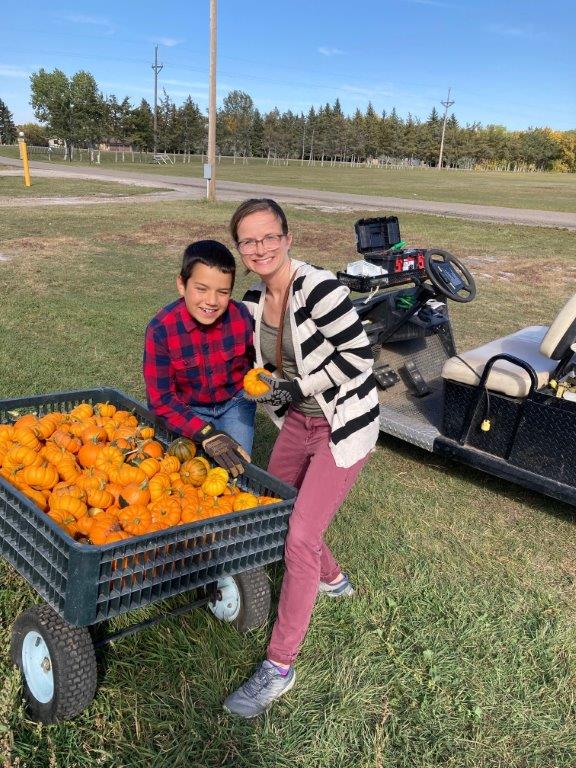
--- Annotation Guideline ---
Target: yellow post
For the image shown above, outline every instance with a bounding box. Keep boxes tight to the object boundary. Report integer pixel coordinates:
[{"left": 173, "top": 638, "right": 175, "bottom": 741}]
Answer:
[{"left": 17, "top": 131, "right": 31, "bottom": 187}]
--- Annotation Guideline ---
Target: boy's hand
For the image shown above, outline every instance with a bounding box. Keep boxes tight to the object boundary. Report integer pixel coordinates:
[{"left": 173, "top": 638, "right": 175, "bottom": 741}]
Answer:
[
  {"left": 244, "top": 373, "right": 304, "bottom": 407},
  {"left": 195, "top": 424, "right": 251, "bottom": 477}
]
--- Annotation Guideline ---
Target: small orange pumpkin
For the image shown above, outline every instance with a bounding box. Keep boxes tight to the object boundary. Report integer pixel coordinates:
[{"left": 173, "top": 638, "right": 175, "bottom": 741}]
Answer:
[
  {"left": 149, "top": 472, "right": 172, "bottom": 501},
  {"left": 118, "top": 504, "right": 152, "bottom": 536},
  {"left": 119, "top": 480, "right": 150, "bottom": 507},
  {"left": 243, "top": 367, "right": 270, "bottom": 397},
  {"left": 232, "top": 491, "right": 259, "bottom": 512},
  {"left": 22, "top": 463, "right": 59, "bottom": 490},
  {"left": 180, "top": 458, "right": 208, "bottom": 487},
  {"left": 95, "top": 402, "right": 117, "bottom": 418}
]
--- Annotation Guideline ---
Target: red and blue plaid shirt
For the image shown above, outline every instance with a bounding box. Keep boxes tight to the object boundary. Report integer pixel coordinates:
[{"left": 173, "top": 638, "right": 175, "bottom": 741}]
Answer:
[{"left": 143, "top": 298, "right": 254, "bottom": 438}]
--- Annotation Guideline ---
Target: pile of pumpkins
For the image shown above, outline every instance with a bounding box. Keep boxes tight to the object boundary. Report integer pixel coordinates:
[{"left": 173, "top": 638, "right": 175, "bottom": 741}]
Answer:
[{"left": 0, "top": 401, "right": 279, "bottom": 546}]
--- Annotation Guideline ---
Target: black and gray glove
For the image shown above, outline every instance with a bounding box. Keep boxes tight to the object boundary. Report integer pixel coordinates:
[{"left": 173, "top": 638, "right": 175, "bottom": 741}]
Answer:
[
  {"left": 195, "top": 424, "right": 251, "bottom": 478},
  {"left": 244, "top": 372, "right": 304, "bottom": 408}
]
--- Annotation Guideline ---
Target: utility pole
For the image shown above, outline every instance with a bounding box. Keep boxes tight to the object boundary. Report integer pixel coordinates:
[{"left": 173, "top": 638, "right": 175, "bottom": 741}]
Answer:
[
  {"left": 152, "top": 45, "right": 163, "bottom": 155},
  {"left": 437, "top": 87, "right": 454, "bottom": 169},
  {"left": 207, "top": 0, "right": 217, "bottom": 201}
]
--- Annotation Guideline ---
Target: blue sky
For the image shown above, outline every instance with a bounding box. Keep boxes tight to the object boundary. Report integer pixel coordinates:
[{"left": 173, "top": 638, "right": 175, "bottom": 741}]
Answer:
[{"left": 1, "top": 0, "right": 574, "bottom": 131}]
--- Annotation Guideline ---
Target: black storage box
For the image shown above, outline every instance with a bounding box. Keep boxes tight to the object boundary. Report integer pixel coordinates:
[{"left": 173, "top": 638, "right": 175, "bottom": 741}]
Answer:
[
  {"left": 508, "top": 392, "right": 576, "bottom": 486},
  {"left": 443, "top": 380, "right": 523, "bottom": 458},
  {"left": 0, "top": 388, "right": 297, "bottom": 626},
  {"left": 355, "top": 216, "right": 401, "bottom": 255}
]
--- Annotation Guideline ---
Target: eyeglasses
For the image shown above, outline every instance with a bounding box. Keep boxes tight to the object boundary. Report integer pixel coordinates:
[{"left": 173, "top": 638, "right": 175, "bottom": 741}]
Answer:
[{"left": 237, "top": 233, "right": 284, "bottom": 255}]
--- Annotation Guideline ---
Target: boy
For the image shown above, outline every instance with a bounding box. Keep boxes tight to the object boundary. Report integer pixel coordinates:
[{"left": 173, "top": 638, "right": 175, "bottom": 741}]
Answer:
[{"left": 143, "top": 240, "right": 255, "bottom": 476}]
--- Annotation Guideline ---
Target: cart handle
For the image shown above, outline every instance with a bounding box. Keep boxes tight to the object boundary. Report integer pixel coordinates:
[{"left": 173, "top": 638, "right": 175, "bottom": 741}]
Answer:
[{"left": 458, "top": 353, "right": 539, "bottom": 446}]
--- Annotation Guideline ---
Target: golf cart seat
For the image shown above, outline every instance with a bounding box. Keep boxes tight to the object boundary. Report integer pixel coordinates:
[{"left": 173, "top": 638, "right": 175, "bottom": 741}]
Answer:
[{"left": 442, "top": 293, "right": 576, "bottom": 398}]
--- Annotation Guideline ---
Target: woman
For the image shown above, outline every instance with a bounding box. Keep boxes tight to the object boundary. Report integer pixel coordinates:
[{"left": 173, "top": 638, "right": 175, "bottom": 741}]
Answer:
[{"left": 223, "top": 199, "right": 379, "bottom": 717}]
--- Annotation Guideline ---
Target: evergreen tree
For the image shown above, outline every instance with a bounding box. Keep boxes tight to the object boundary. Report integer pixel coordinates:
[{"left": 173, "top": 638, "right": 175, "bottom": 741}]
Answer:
[
  {"left": 175, "top": 97, "right": 205, "bottom": 153},
  {"left": 349, "top": 108, "right": 366, "bottom": 161},
  {"left": 0, "top": 98, "right": 17, "bottom": 143},
  {"left": 363, "top": 102, "right": 380, "bottom": 158},
  {"left": 262, "top": 108, "right": 281, "bottom": 159},
  {"left": 105, "top": 95, "right": 133, "bottom": 145},
  {"left": 251, "top": 109, "right": 264, "bottom": 156},
  {"left": 157, "top": 89, "right": 177, "bottom": 151},
  {"left": 403, "top": 114, "right": 420, "bottom": 162},
  {"left": 127, "top": 99, "right": 153, "bottom": 150}
]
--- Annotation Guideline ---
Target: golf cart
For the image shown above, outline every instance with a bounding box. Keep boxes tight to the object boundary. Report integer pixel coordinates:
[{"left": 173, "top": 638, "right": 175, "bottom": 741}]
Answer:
[{"left": 338, "top": 216, "right": 576, "bottom": 508}]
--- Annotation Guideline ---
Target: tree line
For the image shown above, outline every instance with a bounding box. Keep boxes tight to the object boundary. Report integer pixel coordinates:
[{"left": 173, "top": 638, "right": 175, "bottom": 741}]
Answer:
[{"left": 0, "top": 67, "right": 575, "bottom": 171}]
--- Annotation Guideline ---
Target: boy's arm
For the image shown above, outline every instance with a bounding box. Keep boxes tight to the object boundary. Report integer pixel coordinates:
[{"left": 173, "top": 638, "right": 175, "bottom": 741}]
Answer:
[{"left": 143, "top": 322, "right": 207, "bottom": 438}]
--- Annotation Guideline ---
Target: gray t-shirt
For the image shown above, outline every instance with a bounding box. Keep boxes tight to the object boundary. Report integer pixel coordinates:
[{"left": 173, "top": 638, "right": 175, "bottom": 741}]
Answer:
[{"left": 260, "top": 315, "right": 324, "bottom": 416}]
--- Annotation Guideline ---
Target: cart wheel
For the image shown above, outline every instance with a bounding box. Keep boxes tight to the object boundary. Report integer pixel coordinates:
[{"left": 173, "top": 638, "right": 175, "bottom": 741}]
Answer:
[
  {"left": 207, "top": 568, "right": 271, "bottom": 634},
  {"left": 11, "top": 603, "right": 97, "bottom": 724}
]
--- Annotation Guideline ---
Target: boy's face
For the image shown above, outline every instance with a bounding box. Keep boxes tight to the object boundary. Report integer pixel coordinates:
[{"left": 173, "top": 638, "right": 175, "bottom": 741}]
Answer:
[{"left": 177, "top": 263, "right": 233, "bottom": 326}]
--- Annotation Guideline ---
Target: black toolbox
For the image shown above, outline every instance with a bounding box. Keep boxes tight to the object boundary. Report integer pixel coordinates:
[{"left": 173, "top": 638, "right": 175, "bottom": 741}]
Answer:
[{"left": 338, "top": 216, "right": 427, "bottom": 292}]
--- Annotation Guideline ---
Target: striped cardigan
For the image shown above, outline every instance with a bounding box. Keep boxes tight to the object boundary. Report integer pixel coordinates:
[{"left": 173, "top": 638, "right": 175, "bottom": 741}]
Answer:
[{"left": 242, "top": 259, "right": 380, "bottom": 468}]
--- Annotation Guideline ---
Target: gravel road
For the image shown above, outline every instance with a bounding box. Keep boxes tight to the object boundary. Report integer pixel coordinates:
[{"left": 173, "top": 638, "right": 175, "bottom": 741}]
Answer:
[{"left": 2, "top": 156, "right": 575, "bottom": 230}]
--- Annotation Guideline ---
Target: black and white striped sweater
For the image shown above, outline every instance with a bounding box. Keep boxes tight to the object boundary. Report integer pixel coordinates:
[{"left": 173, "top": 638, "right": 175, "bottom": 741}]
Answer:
[{"left": 242, "top": 260, "right": 380, "bottom": 468}]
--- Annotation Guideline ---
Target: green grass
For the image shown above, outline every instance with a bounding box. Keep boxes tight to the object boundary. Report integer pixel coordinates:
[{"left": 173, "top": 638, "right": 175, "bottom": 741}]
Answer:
[
  {"left": 1, "top": 199, "right": 575, "bottom": 767},
  {"left": 0, "top": 174, "right": 163, "bottom": 198},
  {"left": 2, "top": 145, "right": 576, "bottom": 212}
]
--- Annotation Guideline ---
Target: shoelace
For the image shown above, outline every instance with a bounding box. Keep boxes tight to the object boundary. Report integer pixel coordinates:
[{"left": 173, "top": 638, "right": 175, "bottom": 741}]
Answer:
[{"left": 242, "top": 665, "right": 277, "bottom": 697}]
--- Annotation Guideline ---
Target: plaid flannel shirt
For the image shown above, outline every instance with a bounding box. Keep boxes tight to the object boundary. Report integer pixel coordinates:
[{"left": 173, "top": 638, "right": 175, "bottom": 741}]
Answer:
[{"left": 143, "top": 298, "right": 254, "bottom": 438}]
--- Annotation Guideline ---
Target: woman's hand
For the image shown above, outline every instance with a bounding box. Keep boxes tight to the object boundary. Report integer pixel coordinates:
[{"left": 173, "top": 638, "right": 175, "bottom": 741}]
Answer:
[{"left": 244, "top": 373, "right": 304, "bottom": 407}]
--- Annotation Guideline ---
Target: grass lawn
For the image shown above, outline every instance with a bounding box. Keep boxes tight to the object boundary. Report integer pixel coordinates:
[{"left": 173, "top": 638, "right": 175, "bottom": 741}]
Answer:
[
  {"left": 0, "top": 174, "right": 164, "bottom": 198},
  {"left": 1, "top": 199, "right": 575, "bottom": 767},
  {"left": 1, "top": 145, "right": 576, "bottom": 212}
]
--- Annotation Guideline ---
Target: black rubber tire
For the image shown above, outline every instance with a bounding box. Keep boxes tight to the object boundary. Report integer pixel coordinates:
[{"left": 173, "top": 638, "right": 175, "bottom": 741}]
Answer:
[
  {"left": 210, "top": 568, "right": 271, "bottom": 634},
  {"left": 11, "top": 604, "right": 97, "bottom": 724}
]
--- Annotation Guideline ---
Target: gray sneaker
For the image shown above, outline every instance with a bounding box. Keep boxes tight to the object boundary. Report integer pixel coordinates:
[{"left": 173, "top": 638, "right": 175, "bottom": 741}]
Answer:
[
  {"left": 318, "top": 573, "right": 355, "bottom": 598},
  {"left": 223, "top": 661, "right": 296, "bottom": 718}
]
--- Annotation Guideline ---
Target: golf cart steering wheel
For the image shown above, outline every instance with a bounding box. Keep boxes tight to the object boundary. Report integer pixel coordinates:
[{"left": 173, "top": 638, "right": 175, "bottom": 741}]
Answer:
[{"left": 424, "top": 248, "right": 476, "bottom": 303}]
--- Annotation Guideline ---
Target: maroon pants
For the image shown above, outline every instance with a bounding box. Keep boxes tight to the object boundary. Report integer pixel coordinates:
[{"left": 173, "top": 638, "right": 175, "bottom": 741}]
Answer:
[{"left": 266, "top": 408, "right": 368, "bottom": 666}]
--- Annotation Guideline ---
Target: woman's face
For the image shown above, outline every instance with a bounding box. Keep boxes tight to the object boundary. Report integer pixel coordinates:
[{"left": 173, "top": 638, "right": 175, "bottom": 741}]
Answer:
[{"left": 236, "top": 209, "right": 292, "bottom": 280}]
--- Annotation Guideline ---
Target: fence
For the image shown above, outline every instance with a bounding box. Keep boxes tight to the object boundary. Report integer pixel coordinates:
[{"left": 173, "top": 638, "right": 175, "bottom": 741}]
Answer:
[{"left": 1, "top": 143, "right": 439, "bottom": 171}]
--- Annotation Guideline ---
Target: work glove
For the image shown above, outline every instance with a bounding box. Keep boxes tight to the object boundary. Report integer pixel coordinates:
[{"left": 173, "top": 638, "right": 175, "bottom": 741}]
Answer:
[
  {"left": 195, "top": 424, "right": 251, "bottom": 478},
  {"left": 244, "top": 372, "right": 304, "bottom": 408}
]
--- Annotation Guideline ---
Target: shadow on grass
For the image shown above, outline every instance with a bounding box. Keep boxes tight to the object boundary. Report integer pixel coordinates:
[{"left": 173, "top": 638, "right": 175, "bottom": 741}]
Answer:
[{"left": 376, "top": 431, "right": 576, "bottom": 526}]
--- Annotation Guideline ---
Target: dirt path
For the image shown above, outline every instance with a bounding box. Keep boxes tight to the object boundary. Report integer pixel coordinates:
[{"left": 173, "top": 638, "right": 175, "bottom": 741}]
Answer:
[{"left": 2, "top": 157, "right": 576, "bottom": 231}]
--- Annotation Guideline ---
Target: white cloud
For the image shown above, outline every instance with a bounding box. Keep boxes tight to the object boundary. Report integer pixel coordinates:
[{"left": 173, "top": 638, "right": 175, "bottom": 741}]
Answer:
[
  {"left": 157, "top": 37, "right": 184, "bottom": 47},
  {"left": 58, "top": 14, "right": 116, "bottom": 35},
  {"left": 0, "top": 64, "right": 29, "bottom": 78},
  {"left": 318, "top": 47, "right": 344, "bottom": 57},
  {"left": 490, "top": 24, "right": 538, "bottom": 39}
]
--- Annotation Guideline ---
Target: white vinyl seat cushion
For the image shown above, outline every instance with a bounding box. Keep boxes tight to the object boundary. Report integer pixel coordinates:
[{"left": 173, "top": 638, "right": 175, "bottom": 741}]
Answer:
[
  {"left": 539, "top": 293, "right": 576, "bottom": 359},
  {"left": 441, "top": 326, "right": 557, "bottom": 398}
]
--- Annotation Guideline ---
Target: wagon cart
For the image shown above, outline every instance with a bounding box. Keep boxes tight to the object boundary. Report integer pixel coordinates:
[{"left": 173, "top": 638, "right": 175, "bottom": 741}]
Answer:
[
  {"left": 340, "top": 215, "right": 576, "bottom": 509},
  {"left": 0, "top": 388, "right": 296, "bottom": 723}
]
